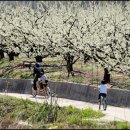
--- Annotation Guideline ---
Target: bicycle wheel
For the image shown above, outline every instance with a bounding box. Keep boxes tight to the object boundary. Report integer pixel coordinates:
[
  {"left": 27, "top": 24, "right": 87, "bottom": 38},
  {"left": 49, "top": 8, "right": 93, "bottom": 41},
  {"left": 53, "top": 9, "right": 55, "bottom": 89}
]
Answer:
[
  {"left": 99, "top": 98, "right": 102, "bottom": 110},
  {"left": 46, "top": 87, "right": 51, "bottom": 98},
  {"left": 103, "top": 98, "right": 107, "bottom": 110},
  {"left": 44, "top": 87, "right": 50, "bottom": 99},
  {"left": 32, "top": 87, "right": 37, "bottom": 97}
]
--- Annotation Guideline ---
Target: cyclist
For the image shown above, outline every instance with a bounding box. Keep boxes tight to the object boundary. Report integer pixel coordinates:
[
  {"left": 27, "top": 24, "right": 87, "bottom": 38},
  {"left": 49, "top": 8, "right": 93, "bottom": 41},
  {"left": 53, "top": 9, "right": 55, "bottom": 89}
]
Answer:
[
  {"left": 33, "top": 62, "right": 41, "bottom": 91},
  {"left": 39, "top": 70, "right": 48, "bottom": 90},
  {"left": 98, "top": 80, "right": 107, "bottom": 104}
]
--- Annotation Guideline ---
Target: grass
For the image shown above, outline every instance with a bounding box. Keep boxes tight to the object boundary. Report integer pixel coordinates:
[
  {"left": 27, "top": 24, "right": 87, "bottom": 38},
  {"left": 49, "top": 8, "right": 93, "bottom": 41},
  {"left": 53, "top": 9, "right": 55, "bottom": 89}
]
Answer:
[
  {"left": 109, "top": 121, "right": 130, "bottom": 129},
  {"left": 126, "top": 85, "right": 130, "bottom": 90},
  {"left": 0, "top": 59, "right": 9, "bottom": 67},
  {"left": 81, "top": 107, "right": 104, "bottom": 118},
  {"left": 0, "top": 69, "right": 32, "bottom": 79},
  {"left": 54, "top": 105, "right": 105, "bottom": 127},
  {"left": 45, "top": 67, "right": 62, "bottom": 73},
  {"left": 74, "top": 62, "right": 97, "bottom": 70},
  {"left": 49, "top": 73, "right": 65, "bottom": 81},
  {"left": 43, "top": 56, "right": 64, "bottom": 65},
  {"left": 1, "top": 95, "right": 130, "bottom": 129},
  {"left": 81, "top": 119, "right": 97, "bottom": 128},
  {"left": 118, "top": 121, "right": 130, "bottom": 129},
  {"left": 67, "top": 75, "right": 85, "bottom": 83},
  {"left": 0, "top": 95, "right": 103, "bottom": 129},
  {"left": 49, "top": 73, "right": 86, "bottom": 83}
]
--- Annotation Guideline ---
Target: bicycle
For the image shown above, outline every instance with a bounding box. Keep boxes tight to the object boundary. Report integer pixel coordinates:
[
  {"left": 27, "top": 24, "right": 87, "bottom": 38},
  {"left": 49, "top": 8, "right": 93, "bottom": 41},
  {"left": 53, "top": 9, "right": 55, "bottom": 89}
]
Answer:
[
  {"left": 32, "top": 80, "right": 51, "bottom": 99},
  {"left": 99, "top": 96, "right": 107, "bottom": 111}
]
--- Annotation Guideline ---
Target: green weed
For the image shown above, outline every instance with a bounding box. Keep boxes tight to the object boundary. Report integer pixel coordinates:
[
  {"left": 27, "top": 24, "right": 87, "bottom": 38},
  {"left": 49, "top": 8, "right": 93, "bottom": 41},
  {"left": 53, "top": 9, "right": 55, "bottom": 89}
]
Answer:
[
  {"left": 1, "top": 95, "right": 130, "bottom": 129},
  {"left": 81, "top": 108, "right": 105, "bottom": 118},
  {"left": 68, "top": 75, "right": 85, "bottom": 83}
]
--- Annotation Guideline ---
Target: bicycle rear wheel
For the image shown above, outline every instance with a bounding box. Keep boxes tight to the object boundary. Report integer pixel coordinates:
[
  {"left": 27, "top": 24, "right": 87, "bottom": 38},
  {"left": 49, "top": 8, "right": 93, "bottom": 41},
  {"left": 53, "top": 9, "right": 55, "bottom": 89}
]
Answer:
[
  {"left": 99, "top": 98, "right": 102, "bottom": 110},
  {"left": 44, "top": 87, "right": 51, "bottom": 99},
  {"left": 102, "top": 98, "right": 107, "bottom": 110}
]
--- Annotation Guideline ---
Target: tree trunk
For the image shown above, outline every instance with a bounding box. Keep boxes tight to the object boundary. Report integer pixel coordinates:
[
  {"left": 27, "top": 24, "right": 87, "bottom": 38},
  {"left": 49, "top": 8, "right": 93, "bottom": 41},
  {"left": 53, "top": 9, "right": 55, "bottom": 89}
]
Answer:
[
  {"left": 0, "top": 50, "right": 4, "bottom": 60},
  {"left": 14, "top": 53, "right": 20, "bottom": 57},
  {"left": 103, "top": 67, "right": 110, "bottom": 83},
  {"left": 8, "top": 52, "right": 15, "bottom": 61},
  {"left": 35, "top": 55, "right": 43, "bottom": 62},
  {"left": 64, "top": 53, "right": 74, "bottom": 77},
  {"left": 84, "top": 53, "right": 90, "bottom": 63},
  {"left": 67, "top": 62, "right": 74, "bottom": 77}
]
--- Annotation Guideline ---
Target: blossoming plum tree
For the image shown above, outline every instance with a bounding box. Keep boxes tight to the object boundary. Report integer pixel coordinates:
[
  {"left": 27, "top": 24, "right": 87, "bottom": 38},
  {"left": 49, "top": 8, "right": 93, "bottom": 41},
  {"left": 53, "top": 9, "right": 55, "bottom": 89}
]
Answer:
[{"left": 1, "top": 1, "right": 130, "bottom": 77}]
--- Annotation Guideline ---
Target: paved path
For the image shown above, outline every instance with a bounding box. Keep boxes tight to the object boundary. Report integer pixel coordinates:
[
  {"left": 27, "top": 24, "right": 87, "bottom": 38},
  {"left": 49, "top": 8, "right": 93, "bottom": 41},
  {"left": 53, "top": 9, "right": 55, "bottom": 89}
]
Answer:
[{"left": 0, "top": 92, "right": 130, "bottom": 122}]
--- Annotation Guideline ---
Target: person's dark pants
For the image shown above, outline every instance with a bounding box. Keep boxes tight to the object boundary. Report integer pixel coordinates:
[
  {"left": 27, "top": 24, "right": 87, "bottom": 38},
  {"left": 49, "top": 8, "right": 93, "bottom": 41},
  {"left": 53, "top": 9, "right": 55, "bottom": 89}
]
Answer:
[
  {"left": 40, "top": 83, "right": 47, "bottom": 89},
  {"left": 98, "top": 93, "right": 107, "bottom": 100},
  {"left": 33, "top": 76, "right": 38, "bottom": 90},
  {"left": 40, "top": 83, "right": 44, "bottom": 89}
]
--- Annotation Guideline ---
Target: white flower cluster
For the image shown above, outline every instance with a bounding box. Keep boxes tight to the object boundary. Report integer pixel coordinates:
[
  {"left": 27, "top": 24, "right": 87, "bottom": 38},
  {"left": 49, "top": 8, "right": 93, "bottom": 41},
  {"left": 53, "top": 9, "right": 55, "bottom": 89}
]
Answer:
[{"left": 0, "top": 1, "right": 130, "bottom": 75}]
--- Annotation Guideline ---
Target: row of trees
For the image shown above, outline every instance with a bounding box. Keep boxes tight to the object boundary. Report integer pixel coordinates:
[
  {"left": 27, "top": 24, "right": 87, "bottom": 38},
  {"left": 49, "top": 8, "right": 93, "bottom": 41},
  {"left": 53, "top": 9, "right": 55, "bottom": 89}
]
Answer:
[{"left": 0, "top": 1, "right": 130, "bottom": 76}]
